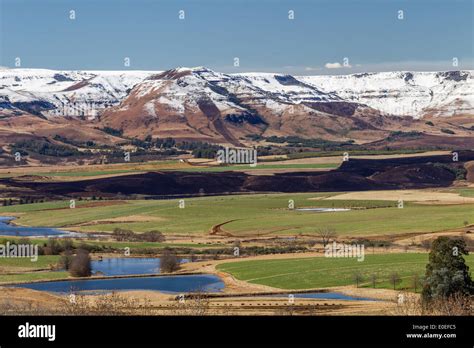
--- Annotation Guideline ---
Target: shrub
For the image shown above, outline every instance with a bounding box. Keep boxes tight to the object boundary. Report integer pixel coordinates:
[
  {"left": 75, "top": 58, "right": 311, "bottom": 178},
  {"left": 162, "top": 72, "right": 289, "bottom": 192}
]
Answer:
[
  {"left": 160, "top": 249, "right": 181, "bottom": 273},
  {"left": 141, "top": 230, "right": 165, "bottom": 242},
  {"left": 59, "top": 250, "right": 74, "bottom": 271},
  {"left": 69, "top": 249, "right": 92, "bottom": 277},
  {"left": 112, "top": 228, "right": 135, "bottom": 241},
  {"left": 441, "top": 128, "right": 455, "bottom": 135}
]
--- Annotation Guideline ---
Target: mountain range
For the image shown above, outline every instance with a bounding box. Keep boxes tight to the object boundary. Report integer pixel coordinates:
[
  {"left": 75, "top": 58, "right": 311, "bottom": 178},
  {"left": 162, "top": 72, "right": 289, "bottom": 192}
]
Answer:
[{"left": 0, "top": 67, "right": 473, "bottom": 149}]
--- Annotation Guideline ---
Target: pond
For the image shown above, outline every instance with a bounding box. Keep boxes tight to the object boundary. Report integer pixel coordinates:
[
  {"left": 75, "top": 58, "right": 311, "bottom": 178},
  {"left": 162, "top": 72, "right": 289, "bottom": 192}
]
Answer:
[
  {"left": 14, "top": 274, "right": 224, "bottom": 294},
  {"left": 271, "top": 292, "right": 378, "bottom": 301},
  {"left": 91, "top": 257, "right": 189, "bottom": 276},
  {"left": 295, "top": 208, "right": 351, "bottom": 212},
  {"left": 0, "top": 216, "right": 81, "bottom": 237}
]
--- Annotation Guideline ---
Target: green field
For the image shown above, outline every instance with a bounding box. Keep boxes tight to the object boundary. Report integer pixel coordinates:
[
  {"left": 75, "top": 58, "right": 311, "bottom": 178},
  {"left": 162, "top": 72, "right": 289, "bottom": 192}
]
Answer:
[
  {"left": 217, "top": 253, "right": 474, "bottom": 291},
  {"left": 286, "top": 149, "right": 427, "bottom": 160},
  {"left": 0, "top": 255, "right": 60, "bottom": 270},
  {"left": 448, "top": 188, "right": 474, "bottom": 198},
  {"left": 0, "top": 237, "right": 224, "bottom": 250},
  {"left": 0, "top": 271, "right": 69, "bottom": 284},
  {"left": 0, "top": 255, "right": 66, "bottom": 284},
  {"left": 177, "top": 163, "right": 338, "bottom": 172},
  {"left": 25, "top": 162, "right": 338, "bottom": 177},
  {"left": 0, "top": 193, "right": 473, "bottom": 236}
]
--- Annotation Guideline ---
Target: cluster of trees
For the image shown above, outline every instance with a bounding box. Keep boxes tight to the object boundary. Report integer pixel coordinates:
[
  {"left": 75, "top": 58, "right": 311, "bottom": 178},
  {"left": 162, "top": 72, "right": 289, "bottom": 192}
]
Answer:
[
  {"left": 129, "top": 136, "right": 176, "bottom": 150},
  {"left": 3, "top": 238, "right": 92, "bottom": 277},
  {"left": 179, "top": 142, "right": 222, "bottom": 159},
  {"left": 1, "top": 199, "right": 14, "bottom": 206},
  {"left": 351, "top": 237, "right": 473, "bottom": 305},
  {"left": 2, "top": 198, "right": 45, "bottom": 206},
  {"left": 100, "top": 127, "right": 123, "bottom": 137},
  {"left": 53, "top": 135, "right": 96, "bottom": 148},
  {"left": 112, "top": 228, "right": 165, "bottom": 242},
  {"left": 353, "top": 271, "right": 403, "bottom": 290},
  {"left": 3, "top": 238, "right": 111, "bottom": 257},
  {"left": 12, "top": 139, "right": 82, "bottom": 157},
  {"left": 386, "top": 131, "right": 422, "bottom": 141},
  {"left": 264, "top": 135, "right": 354, "bottom": 148},
  {"left": 433, "top": 162, "right": 467, "bottom": 180}
]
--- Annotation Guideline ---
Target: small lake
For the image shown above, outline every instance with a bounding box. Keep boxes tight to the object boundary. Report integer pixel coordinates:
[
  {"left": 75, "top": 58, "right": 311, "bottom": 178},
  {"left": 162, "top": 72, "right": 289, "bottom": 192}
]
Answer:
[
  {"left": 91, "top": 257, "right": 189, "bottom": 276},
  {"left": 272, "top": 292, "right": 377, "bottom": 301},
  {"left": 14, "top": 274, "right": 224, "bottom": 294},
  {"left": 295, "top": 208, "right": 351, "bottom": 212},
  {"left": 0, "top": 216, "right": 81, "bottom": 237}
]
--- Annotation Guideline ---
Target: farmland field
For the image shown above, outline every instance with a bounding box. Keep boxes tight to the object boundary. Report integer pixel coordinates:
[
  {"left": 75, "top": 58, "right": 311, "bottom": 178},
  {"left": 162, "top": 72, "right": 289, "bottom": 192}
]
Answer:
[
  {"left": 0, "top": 255, "right": 66, "bottom": 284},
  {"left": 1, "top": 192, "right": 473, "bottom": 236},
  {"left": 0, "top": 271, "right": 69, "bottom": 284},
  {"left": 0, "top": 255, "right": 60, "bottom": 271},
  {"left": 0, "top": 161, "right": 338, "bottom": 179},
  {"left": 217, "top": 253, "right": 474, "bottom": 290}
]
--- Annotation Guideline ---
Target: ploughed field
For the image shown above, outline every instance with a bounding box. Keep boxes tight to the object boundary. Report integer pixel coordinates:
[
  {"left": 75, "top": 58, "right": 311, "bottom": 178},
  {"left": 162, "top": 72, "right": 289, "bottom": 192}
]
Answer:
[
  {"left": 217, "top": 253, "right": 474, "bottom": 290},
  {"left": 1, "top": 191, "right": 473, "bottom": 237}
]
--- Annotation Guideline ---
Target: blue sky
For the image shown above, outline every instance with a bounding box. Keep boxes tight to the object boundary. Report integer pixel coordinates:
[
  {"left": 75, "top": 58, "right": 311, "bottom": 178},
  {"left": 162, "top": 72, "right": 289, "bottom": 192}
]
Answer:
[{"left": 0, "top": 0, "right": 472, "bottom": 74}]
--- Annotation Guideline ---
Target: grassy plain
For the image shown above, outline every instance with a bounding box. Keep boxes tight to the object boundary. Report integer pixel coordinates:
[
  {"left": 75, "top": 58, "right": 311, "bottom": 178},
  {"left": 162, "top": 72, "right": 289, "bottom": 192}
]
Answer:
[
  {"left": 217, "top": 253, "right": 474, "bottom": 291},
  {"left": 0, "top": 192, "right": 472, "bottom": 237},
  {"left": 0, "top": 161, "right": 338, "bottom": 179}
]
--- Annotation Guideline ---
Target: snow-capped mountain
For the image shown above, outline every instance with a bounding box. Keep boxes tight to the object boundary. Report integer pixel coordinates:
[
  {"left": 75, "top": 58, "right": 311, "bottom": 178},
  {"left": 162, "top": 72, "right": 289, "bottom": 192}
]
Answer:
[
  {"left": 99, "top": 67, "right": 362, "bottom": 143},
  {"left": 0, "top": 67, "right": 472, "bottom": 146},
  {"left": 0, "top": 69, "right": 152, "bottom": 118},
  {"left": 1, "top": 67, "right": 472, "bottom": 120},
  {"left": 299, "top": 71, "right": 474, "bottom": 118}
]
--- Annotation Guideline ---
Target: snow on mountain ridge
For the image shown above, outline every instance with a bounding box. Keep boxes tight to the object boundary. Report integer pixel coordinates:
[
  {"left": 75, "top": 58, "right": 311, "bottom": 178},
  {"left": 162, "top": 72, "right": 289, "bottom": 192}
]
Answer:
[
  {"left": 0, "top": 68, "right": 472, "bottom": 119},
  {"left": 297, "top": 70, "right": 474, "bottom": 118},
  {"left": 0, "top": 69, "right": 154, "bottom": 117}
]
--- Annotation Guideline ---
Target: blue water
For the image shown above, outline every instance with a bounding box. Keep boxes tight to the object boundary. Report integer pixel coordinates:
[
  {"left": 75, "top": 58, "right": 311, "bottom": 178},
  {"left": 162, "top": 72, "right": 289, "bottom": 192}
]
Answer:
[
  {"left": 15, "top": 274, "right": 224, "bottom": 294},
  {"left": 295, "top": 208, "right": 351, "bottom": 212},
  {"left": 273, "top": 292, "right": 377, "bottom": 301},
  {"left": 91, "top": 257, "right": 189, "bottom": 276},
  {"left": 0, "top": 216, "right": 79, "bottom": 237}
]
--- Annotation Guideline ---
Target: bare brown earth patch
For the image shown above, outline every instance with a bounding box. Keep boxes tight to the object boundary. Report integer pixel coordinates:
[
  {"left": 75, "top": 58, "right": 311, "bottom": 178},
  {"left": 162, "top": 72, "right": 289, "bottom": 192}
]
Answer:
[
  {"left": 393, "top": 229, "right": 474, "bottom": 246},
  {"left": 74, "top": 215, "right": 166, "bottom": 227},
  {"left": 0, "top": 287, "right": 65, "bottom": 308},
  {"left": 209, "top": 220, "right": 238, "bottom": 237},
  {"left": 326, "top": 189, "right": 474, "bottom": 204},
  {"left": 466, "top": 161, "right": 474, "bottom": 183},
  {"left": 76, "top": 200, "right": 129, "bottom": 209}
]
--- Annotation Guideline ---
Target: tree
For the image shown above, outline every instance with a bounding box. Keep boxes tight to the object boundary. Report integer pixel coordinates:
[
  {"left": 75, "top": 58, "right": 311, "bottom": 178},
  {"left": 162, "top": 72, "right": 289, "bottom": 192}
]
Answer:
[
  {"left": 112, "top": 228, "right": 135, "bottom": 241},
  {"left": 411, "top": 273, "right": 420, "bottom": 293},
  {"left": 59, "top": 250, "right": 74, "bottom": 271},
  {"left": 370, "top": 274, "right": 377, "bottom": 288},
  {"left": 421, "top": 240, "right": 431, "bottom": 252},
  {"left": 422, "top": 237, "right": 473, "bottom": 304},
  {"left": 317, "top": 227, "right": 336, "bottom": 247},
  {"left": 389, "top": 272, "right": 402, "bottom": 290},
  {"left": 43, "top": 238, "right": 60, "bottom": 255},
  {"left": 353, "top": 272, "right": 364, "bottom": 288},
  {"left": 160, "top": 248, "right": 181, "bottom": 273},
  {"left": 61, "top": 238, "right": 73, "bottom": 251},
  {"left": 142, "top": 230, "right": 165, "bottom": 242},
  {"left": 69, "top": 249, "right": 92, "bottom": 277}
]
